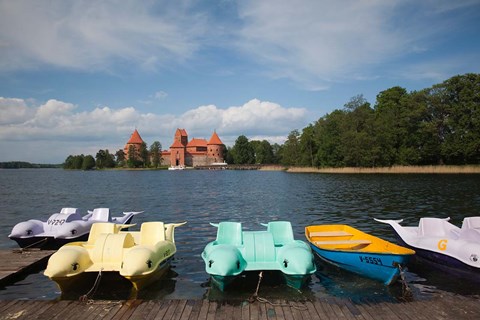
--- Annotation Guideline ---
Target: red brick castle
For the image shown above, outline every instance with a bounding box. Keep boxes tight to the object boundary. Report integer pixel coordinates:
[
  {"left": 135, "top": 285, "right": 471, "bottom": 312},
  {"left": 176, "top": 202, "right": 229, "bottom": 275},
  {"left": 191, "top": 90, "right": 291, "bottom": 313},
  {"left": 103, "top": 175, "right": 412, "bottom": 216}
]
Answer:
[{"left": 124, "top": 128, "right": 225, "bottom": 167}]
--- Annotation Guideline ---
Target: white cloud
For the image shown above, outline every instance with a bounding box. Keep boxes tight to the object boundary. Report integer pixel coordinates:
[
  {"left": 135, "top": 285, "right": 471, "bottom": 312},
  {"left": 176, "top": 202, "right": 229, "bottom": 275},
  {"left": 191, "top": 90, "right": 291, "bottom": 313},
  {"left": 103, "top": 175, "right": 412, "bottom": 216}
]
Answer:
[
  {"left": 235, "top": 0, "right": 480, "bottom": 85},
  {"left": 0, "top": 97, "right": 308, "bottom": 162},
  {"left": 0, "top": 0, "right": 203, "bottom": 71},
  {"left": 0, "top": 97, "right": 34, "bottom": 124}
]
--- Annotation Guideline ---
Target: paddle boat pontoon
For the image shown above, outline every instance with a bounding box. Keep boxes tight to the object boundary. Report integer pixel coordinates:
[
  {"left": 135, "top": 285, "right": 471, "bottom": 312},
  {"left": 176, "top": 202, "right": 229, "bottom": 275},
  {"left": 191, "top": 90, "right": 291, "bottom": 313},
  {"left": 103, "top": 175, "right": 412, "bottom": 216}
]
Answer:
[
  {"left": 375, "top": 217, "right": 480, "bottom": 281},
  {"left": 44, "top": 221, "right": 186, "bottom": 292},
  {"left": 9, "top": 208, "right": 142, "bottom": 249},
  {"left": 202, "top": 221, "right": 316, "bottom": 291},
  {"left": 305, "top": 224, "right": 415, "bottom": 285}
]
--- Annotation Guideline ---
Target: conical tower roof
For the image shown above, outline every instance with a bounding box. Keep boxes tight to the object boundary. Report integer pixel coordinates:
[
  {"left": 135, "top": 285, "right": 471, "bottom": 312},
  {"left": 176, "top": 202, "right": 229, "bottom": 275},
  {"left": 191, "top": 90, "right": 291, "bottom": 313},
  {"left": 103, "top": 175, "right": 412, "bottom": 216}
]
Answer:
[
  {"left": 127, "top": 129, "right": 144, "bottom": 144},
  {"left": 208, "top": 131, "right": 223, "bottom": 145}
]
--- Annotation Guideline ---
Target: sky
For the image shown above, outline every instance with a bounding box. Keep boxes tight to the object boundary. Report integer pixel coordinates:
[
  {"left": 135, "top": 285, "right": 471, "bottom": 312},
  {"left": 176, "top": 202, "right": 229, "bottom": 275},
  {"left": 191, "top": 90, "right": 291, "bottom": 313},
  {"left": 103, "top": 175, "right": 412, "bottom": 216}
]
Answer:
[{"left": 1, "top": 0, "right": 479, "bottom": 163}]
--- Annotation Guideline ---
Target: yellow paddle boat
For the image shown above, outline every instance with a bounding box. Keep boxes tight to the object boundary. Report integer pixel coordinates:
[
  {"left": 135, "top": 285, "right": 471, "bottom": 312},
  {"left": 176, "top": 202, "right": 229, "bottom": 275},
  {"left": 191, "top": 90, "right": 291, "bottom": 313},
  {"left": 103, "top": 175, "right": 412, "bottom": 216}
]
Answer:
[
  {"left": 305, "top": 224, "right": 415, "bottom": 285},
  {"left": 44, "top": 221, "right": 186, "bottom": 292}
]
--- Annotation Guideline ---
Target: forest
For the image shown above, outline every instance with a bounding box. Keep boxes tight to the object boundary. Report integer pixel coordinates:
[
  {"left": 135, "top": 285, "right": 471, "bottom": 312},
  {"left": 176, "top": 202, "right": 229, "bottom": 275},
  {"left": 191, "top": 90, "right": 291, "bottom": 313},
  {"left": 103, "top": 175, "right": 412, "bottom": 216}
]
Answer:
[
  {"left": 240, "top": 73, "right": 479, "bottom": 167},
  {"left": 64, "top": 73, "right": 479, "bottom": 169}
]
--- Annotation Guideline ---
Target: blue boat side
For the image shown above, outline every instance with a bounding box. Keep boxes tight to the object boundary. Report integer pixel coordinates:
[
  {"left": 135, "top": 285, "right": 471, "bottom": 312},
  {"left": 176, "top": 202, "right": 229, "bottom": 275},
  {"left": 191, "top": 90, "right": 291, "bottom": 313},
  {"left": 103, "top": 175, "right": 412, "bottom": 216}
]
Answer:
[{"left": 309, "top": 243, "right": 410, "bottom": 285}]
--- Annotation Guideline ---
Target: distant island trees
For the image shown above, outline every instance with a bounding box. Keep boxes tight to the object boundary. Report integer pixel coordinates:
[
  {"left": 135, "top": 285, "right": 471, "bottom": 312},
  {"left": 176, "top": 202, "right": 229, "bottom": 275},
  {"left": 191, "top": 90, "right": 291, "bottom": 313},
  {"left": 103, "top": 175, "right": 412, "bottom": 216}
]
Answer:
[
  {"left": 63, "top": 73, "right": 480, "bottom": 170},
  {"left": 0, "top": 162, "right": 61, "bottom": 169}
]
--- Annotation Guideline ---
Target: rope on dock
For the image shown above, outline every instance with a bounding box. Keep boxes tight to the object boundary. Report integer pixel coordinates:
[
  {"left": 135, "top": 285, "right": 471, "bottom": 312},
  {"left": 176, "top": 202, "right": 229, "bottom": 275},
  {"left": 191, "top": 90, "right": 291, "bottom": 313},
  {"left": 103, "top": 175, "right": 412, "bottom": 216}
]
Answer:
[
  {"left": 79, "top": 268, "right": 103, "bottom": 303},
  {"left": 396, "top": 263, "right": 413, "bottom": 301},
  {"left": 14, "top": 238, "right": 48, "bottom": 252},
  {"left": 248, "top": 271, "right": 308, "bottom": 310}
]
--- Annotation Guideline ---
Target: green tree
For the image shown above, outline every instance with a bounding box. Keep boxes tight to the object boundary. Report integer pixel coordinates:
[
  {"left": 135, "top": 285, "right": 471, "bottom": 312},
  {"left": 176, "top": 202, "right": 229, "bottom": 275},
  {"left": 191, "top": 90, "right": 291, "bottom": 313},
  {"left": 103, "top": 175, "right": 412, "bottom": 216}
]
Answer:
[
  {"left": 251, "top": 140, "right": 274, "bottom": 164},
  {"left": 225, "top": 146, "right": 234, "bottom": 164},
  {"left": 281, "top": 130, "right": 301, "bottom": 166},
  {"left": 115, "top": 149, "right": 125, "bottom": 167},
  {"left": 82, "top": 155, "right": 95, "bottom": 170},
  {"left": 127, "top": 145, "right": 137, "bottom": 168},
  {"left": 430, "top": 74, "right": 480, "bottom": 164},
  {"left": 149, "top": 141, "right": 162, "bottom": 168},
  {"left": 231, "top": 135, "right": 255, "bottom": 164},
  {"left": 314, "top": 111, "right": 345, "bottom": 167},
  {"left": 95, "top": 149, "right": 107, "bottom": 169},
  {"left": 299, "top": 125, "right": 317, "bottom": 167},
  {"left": 140, "top": 142, "right": 149, "bottom": 167},
  {"left": 72, "top": 155, "right": 84, "bottom": 169}
]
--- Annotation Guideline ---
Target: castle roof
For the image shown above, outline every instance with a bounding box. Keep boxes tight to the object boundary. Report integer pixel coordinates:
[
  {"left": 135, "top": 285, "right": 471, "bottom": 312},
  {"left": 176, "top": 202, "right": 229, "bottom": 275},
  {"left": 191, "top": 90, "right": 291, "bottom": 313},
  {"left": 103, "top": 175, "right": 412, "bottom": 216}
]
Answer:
[
  {"left": 208, "top": 131, "right": 224, "bottom": 145},
  {"left": 127, "top": 129, "right": 144, "bottom": 144},
  {"left": 176, "top": 128, "right": 188, "bottom": 137},
  {"left": 187, "top": 138, "right": 208, "bottom": 148},
  {"left": 170, "top": 140, "right": 185, "bottom": 148}
]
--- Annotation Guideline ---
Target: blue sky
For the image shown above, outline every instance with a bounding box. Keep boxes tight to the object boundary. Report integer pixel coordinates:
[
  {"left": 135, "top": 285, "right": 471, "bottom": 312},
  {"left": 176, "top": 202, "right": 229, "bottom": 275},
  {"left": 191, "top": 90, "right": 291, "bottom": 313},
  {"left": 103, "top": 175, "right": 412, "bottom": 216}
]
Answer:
[{"left": 1, "top": 0, "right": 479, "bottom": 163}]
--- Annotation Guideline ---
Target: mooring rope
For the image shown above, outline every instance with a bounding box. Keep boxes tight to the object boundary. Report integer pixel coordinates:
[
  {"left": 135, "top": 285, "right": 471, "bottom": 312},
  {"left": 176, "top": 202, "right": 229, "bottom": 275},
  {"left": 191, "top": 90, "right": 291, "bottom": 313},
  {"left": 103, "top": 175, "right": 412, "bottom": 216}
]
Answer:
[
  {"left": 396, "top": 263, "right": 413, "bottom": 300},
  {"left": 79, "top": 268, "right": 103, "bottom": 303},
  {"left": 248, "top": 271, "right": 308, "bottom": 311},
  {"left": 15, "top": 238, "right": 48, "bottom": 252}
]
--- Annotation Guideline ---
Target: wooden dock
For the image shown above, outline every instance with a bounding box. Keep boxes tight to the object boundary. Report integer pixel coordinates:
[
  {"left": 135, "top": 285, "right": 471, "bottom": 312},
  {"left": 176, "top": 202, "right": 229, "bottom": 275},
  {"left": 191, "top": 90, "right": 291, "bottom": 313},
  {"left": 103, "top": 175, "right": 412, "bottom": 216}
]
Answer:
[
  {"left": 0, "top": 249, "right": 479, "bottom": 319},
  {"left": 0, "top": 294, "right": 479, "bottom": 320},
  {"left": 0, "top": 249, "right": 54, "bottom": 287}
]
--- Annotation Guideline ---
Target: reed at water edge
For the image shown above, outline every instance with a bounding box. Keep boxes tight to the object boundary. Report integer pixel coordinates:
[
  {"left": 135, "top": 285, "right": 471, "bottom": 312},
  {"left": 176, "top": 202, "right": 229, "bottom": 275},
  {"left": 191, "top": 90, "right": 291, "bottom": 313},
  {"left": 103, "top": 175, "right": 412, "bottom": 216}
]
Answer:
[{"left": 281, "top": 165, "right": 480, "bottom": 174}]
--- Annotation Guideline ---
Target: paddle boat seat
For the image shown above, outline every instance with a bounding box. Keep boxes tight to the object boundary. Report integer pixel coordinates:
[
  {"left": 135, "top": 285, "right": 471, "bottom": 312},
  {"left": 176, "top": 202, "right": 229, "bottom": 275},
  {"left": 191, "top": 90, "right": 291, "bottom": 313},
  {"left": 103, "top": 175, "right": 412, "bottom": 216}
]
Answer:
[
  {"left": 460, "top": 217, "right": 480, "bottom": 242},
  {"left": 91, "top": 208, "right": 111, "bottom": 222},
  {"left": 418, "top": 217, "right": 459, "bottom": 238},
  {"left": 140, "top": 222, "right": 165, "bottom": 245},
  {"left": 266, "top": 221, "right": 295, "bottom": 245},
  {"left": 215, "top": 221, "right": 243, "bottom": 246}
]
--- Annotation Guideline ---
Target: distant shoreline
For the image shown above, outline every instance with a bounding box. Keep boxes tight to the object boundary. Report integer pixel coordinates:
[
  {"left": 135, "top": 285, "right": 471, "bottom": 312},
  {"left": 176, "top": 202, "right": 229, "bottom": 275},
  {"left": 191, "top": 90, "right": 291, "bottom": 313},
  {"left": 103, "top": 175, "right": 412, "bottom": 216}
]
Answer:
[{"left": 281, "top": 165, "right": 480, "bottom": 174}]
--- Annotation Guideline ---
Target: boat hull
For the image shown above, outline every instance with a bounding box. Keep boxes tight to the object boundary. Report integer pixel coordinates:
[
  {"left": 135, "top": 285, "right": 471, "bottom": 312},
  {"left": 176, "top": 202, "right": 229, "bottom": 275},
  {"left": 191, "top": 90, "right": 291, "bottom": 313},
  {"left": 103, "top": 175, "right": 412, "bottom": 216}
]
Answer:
[
  {"left": 309, "top": 244, "right": 410, "bottom": 285},
  {"left": 305, "top": 224, "right": 414, "bottom": 285},
  {"left": 392, "top": 232, "right": 480, "bottom": 283},
  {"left": 10, "top": 234, "right": 89, "bottom": 250}
]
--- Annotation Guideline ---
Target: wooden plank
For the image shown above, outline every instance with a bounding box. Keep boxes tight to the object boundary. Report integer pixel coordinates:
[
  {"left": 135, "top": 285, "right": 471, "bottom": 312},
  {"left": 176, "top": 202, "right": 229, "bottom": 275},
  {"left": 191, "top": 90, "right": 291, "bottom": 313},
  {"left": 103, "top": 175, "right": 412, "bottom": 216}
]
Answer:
[
  {"left": 272, "top": 300, "right": 286, "bottom": 320},
  {"left": 241, "top": 301, "right": 250, "bottom": 320},
  {"left": 127, "top": 300, "right": 154, "bottom": 320},
  {"left": 281, "top": 300, "right": 295, "bottom": 320},
  {"left": 162, "top": 300, "right": 181, "bottom": 320},
  {"left": 148, "top": 300, "right": 170, "bottom": 320},
  {"left": 332, "top": 298, "right": 358, "bottom": 320},
  {"left": 170, "top": 300, "right": 187, "bottom": 320},
  {"left": 93, "top": 301, "right": 124, "bottom": 320},
  {"left": 25, "top": 300, "right": 58, "bottom": 320},
  {"left": 0, "top": 250, "right": 54, "bottom": 286},
  {"left": 309, "top": 231, "right": 352, "bottom": 237},
  {"left": 186, "top": 300, "right": 204, "bottom": 320},
  {"left": 206, "top": 301, "right": 217, "bottom": 320},
  {"left": 178, "top": 300, "right": 195, "bottom": 320},
  {"left": 314, "top": 240, "right": 371, "bottom": 245},
  {"left": 194, "top": 299, "right": 210, "bottom": 320},
  {"left": 326, "top": 297, "right": 350, "bottom": 319}
]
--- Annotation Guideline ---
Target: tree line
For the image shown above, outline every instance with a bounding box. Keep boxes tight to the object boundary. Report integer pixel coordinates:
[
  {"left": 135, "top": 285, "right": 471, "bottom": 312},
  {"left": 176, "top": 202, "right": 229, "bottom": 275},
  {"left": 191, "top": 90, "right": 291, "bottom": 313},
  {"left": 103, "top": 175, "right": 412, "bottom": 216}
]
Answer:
[
  {"left": 229, "top": 73, "right": 480, "bottom": 167},
  {"left": 64, "top": 73, "right": 479, "bottom": 169},
  {"left": 63, "top": 141, "right": 163, "bottom": 170}
]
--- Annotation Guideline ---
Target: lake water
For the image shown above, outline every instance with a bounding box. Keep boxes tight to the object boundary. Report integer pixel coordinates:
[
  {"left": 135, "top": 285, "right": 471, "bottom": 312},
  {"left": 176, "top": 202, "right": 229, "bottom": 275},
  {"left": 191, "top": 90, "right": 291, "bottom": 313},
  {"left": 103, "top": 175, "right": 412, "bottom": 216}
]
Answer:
[{"left": 1, "top": 169, "right": 479, "bottom": 301}]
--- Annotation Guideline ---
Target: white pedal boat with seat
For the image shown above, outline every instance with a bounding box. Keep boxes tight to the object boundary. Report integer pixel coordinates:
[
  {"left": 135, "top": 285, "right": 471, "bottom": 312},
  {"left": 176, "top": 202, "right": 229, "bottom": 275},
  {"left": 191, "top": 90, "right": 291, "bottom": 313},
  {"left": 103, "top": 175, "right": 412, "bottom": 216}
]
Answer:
[
  {"left": 9, "top": 208, "right": 142, "bottom": 249},
  {"left": 375, "top": 217, "right": 480, "bottom": 281}
]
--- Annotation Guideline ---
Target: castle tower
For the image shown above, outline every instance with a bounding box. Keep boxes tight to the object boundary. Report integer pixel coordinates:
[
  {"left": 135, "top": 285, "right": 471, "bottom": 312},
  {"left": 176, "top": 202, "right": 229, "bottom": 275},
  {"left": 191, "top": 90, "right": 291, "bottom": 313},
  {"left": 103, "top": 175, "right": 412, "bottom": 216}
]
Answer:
[
  {"left": 169, "top": 128, "right": 188, "bottom": 166},
  {"left": 207, "top": 131, "right": 225, "bottom": 163},
  {"left": 124, "top": 129, "right": 144, "bottom": 161}
]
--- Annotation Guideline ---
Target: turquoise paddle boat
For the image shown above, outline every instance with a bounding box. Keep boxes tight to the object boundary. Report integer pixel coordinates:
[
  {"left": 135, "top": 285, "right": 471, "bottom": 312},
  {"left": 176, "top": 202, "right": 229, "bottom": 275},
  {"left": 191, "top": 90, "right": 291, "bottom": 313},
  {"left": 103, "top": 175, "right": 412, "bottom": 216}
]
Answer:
[{"left": 202, "top": 221, "right": 316, "bottom": 291}]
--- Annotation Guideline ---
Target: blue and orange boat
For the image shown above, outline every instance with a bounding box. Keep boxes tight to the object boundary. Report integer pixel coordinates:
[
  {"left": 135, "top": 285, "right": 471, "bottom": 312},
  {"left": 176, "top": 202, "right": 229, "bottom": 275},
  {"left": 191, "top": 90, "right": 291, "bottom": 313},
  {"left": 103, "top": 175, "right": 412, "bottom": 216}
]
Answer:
[{"left": 305, "top": 224, "right": 415, "bottom": 285}]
